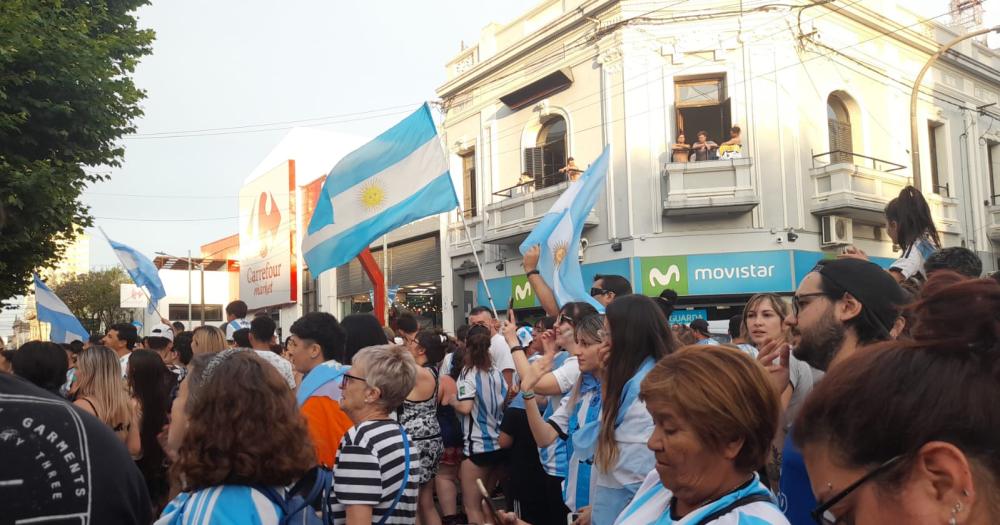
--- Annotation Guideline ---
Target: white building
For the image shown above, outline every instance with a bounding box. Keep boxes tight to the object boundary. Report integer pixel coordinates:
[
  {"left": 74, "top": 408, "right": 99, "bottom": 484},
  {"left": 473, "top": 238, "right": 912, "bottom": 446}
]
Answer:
[{"left": 437, "top": 0, "right": 1000, "bottom": 328}]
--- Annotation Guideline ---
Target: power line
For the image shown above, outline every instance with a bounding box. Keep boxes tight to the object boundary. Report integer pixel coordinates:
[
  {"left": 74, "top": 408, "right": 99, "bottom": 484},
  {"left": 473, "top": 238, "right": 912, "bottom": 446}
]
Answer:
[{"left": 95, "top": 215, "right": 239, "bottom": 222}]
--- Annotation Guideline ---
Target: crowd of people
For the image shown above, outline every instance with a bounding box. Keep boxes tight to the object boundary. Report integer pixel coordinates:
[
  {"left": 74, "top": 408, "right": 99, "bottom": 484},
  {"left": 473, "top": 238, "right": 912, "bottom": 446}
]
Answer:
[{"left": 3, "top": 184, "right": 1000, "bottom": 524}]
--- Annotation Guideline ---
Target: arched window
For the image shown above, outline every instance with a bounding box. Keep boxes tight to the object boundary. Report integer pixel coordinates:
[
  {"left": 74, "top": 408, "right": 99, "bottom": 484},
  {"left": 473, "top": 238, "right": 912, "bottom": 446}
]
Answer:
[
  {"left": 827, "top": 95, "right": 853, "bottom": 163},
  {"left": 524, "top": 116, "right": 568, "bottom": 188}
]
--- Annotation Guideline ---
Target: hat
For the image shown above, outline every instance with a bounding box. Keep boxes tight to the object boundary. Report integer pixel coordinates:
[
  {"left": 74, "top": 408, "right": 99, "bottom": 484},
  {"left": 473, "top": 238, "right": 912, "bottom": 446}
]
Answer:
[
  {"left": 813, "top": 258, "right": 905, "bottom": 336},
  {"left": 516, "top": 326, "right": 534, "bottom": 347},
  {"left": 148, "top": 323, "right": 174, "bottom": 342},
  {"left": 690, "top": 318, "right": 710, "bottom": 334}
]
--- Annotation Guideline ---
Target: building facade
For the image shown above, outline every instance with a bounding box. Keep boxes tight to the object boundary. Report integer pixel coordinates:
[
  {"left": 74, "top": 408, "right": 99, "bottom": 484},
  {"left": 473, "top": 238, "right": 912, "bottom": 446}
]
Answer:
[{"left": 437, "top": 0, "right": 1000, "bottom": 329}]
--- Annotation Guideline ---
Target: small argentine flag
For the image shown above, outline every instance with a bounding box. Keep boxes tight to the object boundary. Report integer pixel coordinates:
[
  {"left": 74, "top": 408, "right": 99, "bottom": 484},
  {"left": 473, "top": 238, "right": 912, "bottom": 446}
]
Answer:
[
  {"left": 33, "top": 274, "right": 89, "bottom": 344},
  {"left": 303, "top": 103, "right": 459, "bottom": 275},
  {"left": 101, "top": 230, "right": 166, "bottom": 312},
  {"left": 519, "top": 146, "right": 611, "bottom": 311}
]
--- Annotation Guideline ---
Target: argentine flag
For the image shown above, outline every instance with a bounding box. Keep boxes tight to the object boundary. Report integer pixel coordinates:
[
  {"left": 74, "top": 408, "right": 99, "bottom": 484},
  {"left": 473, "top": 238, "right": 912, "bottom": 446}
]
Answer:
[
  {"left": 519, "top": 146, "right": 610, "bottom": 311},
  {"left": 101, "top": 230, "right": 166, "bottom": 312},
  {"left": 33, "top": 274, "right": 89, "bottom": 343},
  {"left": 303, "top": 103, "right": 459, "bottom": 274}
]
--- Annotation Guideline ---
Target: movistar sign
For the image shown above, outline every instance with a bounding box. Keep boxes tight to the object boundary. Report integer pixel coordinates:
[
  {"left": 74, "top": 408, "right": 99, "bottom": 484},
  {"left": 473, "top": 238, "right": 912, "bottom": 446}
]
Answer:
[
  {"left": 510, "top": 275, "right": 537, "bottom": 309},
  {"left": 641, "top": 251, "right": 793, "bottom": 296}
]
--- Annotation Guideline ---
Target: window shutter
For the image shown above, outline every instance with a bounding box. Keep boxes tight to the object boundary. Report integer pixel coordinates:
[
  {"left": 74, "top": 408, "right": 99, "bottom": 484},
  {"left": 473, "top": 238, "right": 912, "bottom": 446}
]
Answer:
[
  {"left": 828, "top": 119, "right": 853, "bottom": 163},
  {"left": 523, "top": 147, "right": 545, "bottom": 181}
]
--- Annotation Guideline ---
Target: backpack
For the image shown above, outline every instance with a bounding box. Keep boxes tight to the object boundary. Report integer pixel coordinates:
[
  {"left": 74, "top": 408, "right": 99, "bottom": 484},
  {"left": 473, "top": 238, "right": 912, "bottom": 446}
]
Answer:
[{"left": 255, "top": 467, "right": 333, "bottom": 525}]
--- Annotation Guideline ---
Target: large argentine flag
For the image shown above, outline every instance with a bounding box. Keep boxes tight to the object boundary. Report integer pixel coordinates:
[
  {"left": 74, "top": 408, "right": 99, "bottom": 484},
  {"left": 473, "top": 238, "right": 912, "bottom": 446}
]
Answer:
[
  {"left": 303, "top": 103, "right": 459, "bottom": 274},
  {"left": 519, "top": 146, "right": 610, "bottom": 311},
  {"left": 33, "top": 274, "right": 89, "bottom": 343},
  {"left": 102, "top": 231, "right": 166, "bottom": 310}
]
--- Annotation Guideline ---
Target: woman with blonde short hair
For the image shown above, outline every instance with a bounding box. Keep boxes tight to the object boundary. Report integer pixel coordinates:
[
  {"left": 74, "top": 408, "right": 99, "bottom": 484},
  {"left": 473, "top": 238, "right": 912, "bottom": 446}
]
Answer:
[{"left": 191, "top": 325, "right": 226, "bottom": 355}]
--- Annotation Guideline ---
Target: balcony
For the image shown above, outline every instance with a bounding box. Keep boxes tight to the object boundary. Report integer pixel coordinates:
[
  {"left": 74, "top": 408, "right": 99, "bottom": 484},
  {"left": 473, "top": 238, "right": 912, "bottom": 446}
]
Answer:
[
  {"left": 923, "top": 191, "right": 962, "bottom": 235},
  {"left": 481, "top": 178, "right": 598, "bottom": 246},
  {"left": 447, "top": 214, "right": 484, "bottom": 256},
  {"left": 988, "top": 194, "right": 1000, "bottom": 241},
  {"left": 808, "top": 151, "right": 908, "bottom": 223},
  {"left": 661, "top": 158, "right": 759, "bottom": 216}
]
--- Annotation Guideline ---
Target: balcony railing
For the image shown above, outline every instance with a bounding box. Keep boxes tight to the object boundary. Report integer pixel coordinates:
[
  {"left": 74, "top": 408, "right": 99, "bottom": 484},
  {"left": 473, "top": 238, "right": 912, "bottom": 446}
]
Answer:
[
  {"left": 661, "top": 157, "right": 759, "bottom": 216},
  {"left": 988, "top": 200, "right": 1000, "bottom": 242},
  {"left": 811, "top": 150, "right": 906, "bottom": 172}
]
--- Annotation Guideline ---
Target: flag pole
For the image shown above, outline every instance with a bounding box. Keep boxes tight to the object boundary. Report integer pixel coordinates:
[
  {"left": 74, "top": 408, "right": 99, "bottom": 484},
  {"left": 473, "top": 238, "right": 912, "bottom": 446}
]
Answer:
[
  {"left": 381, "top": 234, "right": 389, "bottom": 326},
  {"left": 97, "top": 226, "right": 165, "bottom": 322},
  {"left": 456, "top": 208, "right": 498, "bottom": 318}
]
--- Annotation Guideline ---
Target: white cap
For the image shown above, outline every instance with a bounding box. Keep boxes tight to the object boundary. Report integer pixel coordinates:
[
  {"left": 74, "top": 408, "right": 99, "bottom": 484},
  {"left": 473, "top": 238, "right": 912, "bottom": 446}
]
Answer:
[{"left": 148, "top": 323, "right": 174, "bottom": 342}]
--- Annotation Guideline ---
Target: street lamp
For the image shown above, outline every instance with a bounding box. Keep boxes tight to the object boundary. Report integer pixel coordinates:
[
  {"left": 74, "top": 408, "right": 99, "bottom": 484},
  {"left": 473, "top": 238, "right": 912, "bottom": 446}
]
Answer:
[{"left": 909, "top": 25, "right": 1000, "bottom": 191}]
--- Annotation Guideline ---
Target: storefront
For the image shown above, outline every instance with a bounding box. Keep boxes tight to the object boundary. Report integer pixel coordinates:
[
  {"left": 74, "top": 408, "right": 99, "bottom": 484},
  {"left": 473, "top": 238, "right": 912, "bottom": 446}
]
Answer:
[
  {"left": 336, "top": 234, "right": 444, "bottom": 327},
  {"left": 475, "top": 249, "right": 896, "bottom": 325}
]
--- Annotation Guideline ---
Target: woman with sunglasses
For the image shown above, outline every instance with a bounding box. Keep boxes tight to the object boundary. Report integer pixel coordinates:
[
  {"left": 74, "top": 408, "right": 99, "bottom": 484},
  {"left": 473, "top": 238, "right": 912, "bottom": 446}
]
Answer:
[
  {"left": 794, "top": 272, "right": 1000, "bottom": 525},
  {"left": 448, "top": 324, "right": 509, "bottom": 525},
  {"left": 512, "top": 314, "right": 607, "bottom": 524}
]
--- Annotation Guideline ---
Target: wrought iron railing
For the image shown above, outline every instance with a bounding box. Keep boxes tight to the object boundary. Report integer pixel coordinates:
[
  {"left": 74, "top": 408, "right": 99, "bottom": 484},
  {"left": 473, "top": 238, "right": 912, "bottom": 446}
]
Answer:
[{"left": 811, "top": 150, "right": 906, "bottom": 172}]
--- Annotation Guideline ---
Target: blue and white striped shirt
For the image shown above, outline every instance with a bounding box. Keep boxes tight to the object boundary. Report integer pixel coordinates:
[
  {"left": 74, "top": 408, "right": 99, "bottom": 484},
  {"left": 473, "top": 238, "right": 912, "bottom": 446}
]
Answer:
[
  {"left": 457, "top": 366, "right": 508, "bottom": 456},
  {"left": 156, "top": 485, "right": 282, "bottom": 525},
  {"left": 548, "top": 381, "right": 600, "bottom": 511},
  {"left": 614, "top": 471, "right": 788, "bottom": 525},
  {"left": 537, "top": 351, "right": 575, "bottom": 478}
]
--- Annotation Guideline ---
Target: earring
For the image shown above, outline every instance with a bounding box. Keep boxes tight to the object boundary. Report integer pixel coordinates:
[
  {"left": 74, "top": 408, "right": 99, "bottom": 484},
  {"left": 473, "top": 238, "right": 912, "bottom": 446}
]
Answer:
[{"left": 948, "top": 501, "right": 963, "bottom": 525}]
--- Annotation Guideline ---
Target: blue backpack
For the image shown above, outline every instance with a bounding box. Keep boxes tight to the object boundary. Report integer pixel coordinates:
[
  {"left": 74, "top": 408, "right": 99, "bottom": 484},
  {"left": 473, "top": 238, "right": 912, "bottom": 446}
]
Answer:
[{"left": 255, "top": 467, "right": 333, "bottom": 525}]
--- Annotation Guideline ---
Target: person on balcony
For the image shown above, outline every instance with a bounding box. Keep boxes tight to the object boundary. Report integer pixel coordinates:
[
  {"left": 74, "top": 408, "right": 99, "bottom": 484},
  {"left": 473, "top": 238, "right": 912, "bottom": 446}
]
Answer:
[
  {"left": 718, "top": 126, "right": 743, "bottom": 159},
  {"left": 558, "top": 157, "right": 583, "bottom": 181},
  {"left": 671, "top": 132, "right": 691, "bottom": 163},
  {"left": 690, "top": 131, "right": 718, "bottom": 161},
  {"left": 518, "top": 171, "right": 535, "bottom": 186}
]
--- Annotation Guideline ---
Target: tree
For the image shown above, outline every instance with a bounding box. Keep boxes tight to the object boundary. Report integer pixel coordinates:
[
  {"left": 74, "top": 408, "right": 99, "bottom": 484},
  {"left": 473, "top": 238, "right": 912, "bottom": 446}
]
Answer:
[
  {"left": 52, "top": 268, "right": 133, "bottom": 335},
  {"left": 0, "top": 0, "right": 154, "bottom": 301}
]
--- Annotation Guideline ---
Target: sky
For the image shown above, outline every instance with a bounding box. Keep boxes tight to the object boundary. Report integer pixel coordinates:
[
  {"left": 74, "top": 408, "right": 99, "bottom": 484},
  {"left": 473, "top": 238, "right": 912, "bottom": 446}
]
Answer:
[{"left": 1, "top": 0, "right": 539, "bottom": 338}]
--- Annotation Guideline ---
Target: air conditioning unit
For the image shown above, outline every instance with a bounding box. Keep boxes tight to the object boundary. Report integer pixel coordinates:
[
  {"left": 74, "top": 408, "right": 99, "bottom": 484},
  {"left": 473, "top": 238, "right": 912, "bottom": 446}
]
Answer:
[{"left": 821, "top": 215, "right": 853, "bottom": 246}]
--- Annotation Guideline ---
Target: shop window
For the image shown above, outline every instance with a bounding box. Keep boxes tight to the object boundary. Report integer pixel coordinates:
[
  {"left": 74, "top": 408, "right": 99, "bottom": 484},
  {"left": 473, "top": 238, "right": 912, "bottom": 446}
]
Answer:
[
  {"left": 302, "top": 267, "right": 319, "bottom": 314},
  {"left": 928, "top": 121, "right": 948, "bottom": 196},
  {"left": 827, "top": 94, "right": 853, "bottom": 163},
  {"left": 988, "top": 141, "right": 1000, "bottom": 205},
  {"left": 168, "top": 303, "right": 223, "bottom": 322},
  {"left": 461, "top": 149, "right": 477, "bottom": 218},
  {"left": 523, "top": 116, "right": 567, "bottom": 189},
  {"left": 675, "top": 76, "right": 731, "bottom": 151}
]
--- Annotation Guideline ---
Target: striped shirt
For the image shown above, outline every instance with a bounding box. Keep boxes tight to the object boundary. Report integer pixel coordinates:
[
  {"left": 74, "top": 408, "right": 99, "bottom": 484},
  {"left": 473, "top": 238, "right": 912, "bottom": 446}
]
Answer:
[
  {"left": 614, "top": 471, "right": 788, "bottom": 525},
  {"left": 456, "top": 366, "right": 508, "bottom": 456},
  {"left": 225, "top": 317, "right": 251, "bottom": 340},
  {"left": 155, "top": 485, "right": 282, "bottom": 525},
  {"left": 537, "top": 351, "right": 575, "bottom": 478},
  {"left": 329, "top": 420, "right": 419, "bottom": 524},
  {"left": 548, "top": 384, "right": 600, "bottom": 511}
]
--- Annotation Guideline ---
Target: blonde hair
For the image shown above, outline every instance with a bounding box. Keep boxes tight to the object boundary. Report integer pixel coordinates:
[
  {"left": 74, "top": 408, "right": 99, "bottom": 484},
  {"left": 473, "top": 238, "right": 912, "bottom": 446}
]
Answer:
[
  {"left": 192, "top": 325, "right": 226, "bottom": 355},
  {"left": 352, "top": 345, "right": 417, "bottom": 413},
  {"left": 741, "top": 293, "right": 791, "bottom": 344},
  {"left": 75, "top": 346, "right": 133, "bottom": 432}
]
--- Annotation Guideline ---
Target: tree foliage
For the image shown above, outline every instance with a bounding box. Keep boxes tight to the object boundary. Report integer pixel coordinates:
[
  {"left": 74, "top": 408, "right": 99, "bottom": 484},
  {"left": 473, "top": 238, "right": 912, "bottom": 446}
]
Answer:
[
  {"left": 0, "top": 0, "right": 154, "bottom": 301},
  {"left": 52, "top": 267, "right": 133, "bottom": 335}
]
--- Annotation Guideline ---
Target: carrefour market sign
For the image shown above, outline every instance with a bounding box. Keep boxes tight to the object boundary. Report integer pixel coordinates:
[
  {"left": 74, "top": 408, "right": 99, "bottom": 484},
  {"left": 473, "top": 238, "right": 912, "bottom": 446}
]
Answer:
[{"left": 641, "top": 251, "right": 793, "bottom": 296}]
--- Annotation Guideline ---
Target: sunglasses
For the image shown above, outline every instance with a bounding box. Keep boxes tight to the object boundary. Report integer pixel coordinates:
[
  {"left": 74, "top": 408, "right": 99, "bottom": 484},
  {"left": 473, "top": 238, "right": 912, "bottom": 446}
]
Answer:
[
  {"left": 557, "top": 313, "right": 576, "bottom": 326},
  {"left": 590, "top": 287, "right": 610, "bottom": 297},
  {"left": 811, "top": 454, "right": 904, "bottom": 524}
]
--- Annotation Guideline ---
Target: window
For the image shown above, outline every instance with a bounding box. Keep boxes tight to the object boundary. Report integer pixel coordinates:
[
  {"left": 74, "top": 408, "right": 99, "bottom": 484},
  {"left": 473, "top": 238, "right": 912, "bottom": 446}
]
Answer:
[
  {"left": 675, "top": 76, "right": 731, "bottom": 149},
  {"left": 928, "top": 121, "right": 947, "bottom": 196},
  {"left": 302, "top": 267, "right": 319, "bottom": 314},
  {"left": 523, "top": 115, "right": 567, "bottom": 189},
  {"left": 988, "top": 141, "right": 999, "bottom": 205},
  {"left": 827, "top": 95, "right": 853, "bottom": 163},
  {"left": 168, "top": 304, "right": 223, "bottom": 322},
  {"left": 460, "top": 149, "right": 477, "bottom": 217}
]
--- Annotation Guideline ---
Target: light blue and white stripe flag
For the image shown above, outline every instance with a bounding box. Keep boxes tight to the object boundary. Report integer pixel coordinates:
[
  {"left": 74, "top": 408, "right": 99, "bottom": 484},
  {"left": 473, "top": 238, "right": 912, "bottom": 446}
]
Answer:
[
  {"left": 519, "top": 146, "right": 610, "bottom": 311},
  {"left": 100, "top": 229, "right": 166, "bottom": 312},
  {"left": 303, "top": 103, "right": 459, "bottom": 274},
  {"left": 33, "top": 273, "right": 89, "bottom": 343}
]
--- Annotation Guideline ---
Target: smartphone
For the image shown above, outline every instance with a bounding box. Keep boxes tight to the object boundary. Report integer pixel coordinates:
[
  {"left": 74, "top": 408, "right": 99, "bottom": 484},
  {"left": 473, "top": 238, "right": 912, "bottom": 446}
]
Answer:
[
  {"left": 507, "top": 296, "right": 515, "bottom": 322},
  {"left": 476, "top": 478, "right": 503, "bottom": 525},
  {"left": 567, "top": 513, "right": 581, "bottom": 525}
]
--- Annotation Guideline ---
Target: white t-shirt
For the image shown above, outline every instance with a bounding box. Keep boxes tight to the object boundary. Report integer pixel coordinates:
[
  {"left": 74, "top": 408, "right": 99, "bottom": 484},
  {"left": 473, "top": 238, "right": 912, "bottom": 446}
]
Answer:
[
  {"left": 225, "top": 317, "right": 251, "bottom": 340},
  {"left": 890, "top": 235, "right": 938, "bottom": 280},
  {"left": 440, "top": 333, "right": 516, "bottom": 376},
  {"left": 456, "top": 366, "right": 508, "bottom": 456},
  {"left": 594, "top": 397, "right": 656, "bottom": 490},
  {"left": 613, "top": 471, "right": 788, "bottom": 525},
  {"left": 548, "top": 386, "right": 600, "bottom": 510}
]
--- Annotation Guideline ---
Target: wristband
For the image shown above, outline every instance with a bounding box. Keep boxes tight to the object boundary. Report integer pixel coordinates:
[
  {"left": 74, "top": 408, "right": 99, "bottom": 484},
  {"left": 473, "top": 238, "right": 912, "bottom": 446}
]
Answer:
[
  {"left": 526, "top": 269, "right": 540, "bottom": 277},
  {"left": 521, "top": 390, "right": 535, "bottom": 400},
  {"left": 510, "top": 345, "right": 524, "bottom": 354}
]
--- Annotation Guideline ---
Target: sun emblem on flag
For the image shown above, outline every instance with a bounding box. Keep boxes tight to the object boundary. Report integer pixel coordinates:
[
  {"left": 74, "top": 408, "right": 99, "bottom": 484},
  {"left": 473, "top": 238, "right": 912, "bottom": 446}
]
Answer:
[
  {"left": 358, "top": 179, "right": 387, "bottom": 211},
  {"left": 552, "top": 241, "right": 569, "bottom": 266}
]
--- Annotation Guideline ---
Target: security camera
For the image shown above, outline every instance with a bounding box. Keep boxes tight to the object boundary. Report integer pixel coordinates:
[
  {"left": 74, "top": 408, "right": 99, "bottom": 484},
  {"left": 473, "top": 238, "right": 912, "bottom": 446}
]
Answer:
[{"left": 787, "top": 231, "right": 799, "bottom": 243}]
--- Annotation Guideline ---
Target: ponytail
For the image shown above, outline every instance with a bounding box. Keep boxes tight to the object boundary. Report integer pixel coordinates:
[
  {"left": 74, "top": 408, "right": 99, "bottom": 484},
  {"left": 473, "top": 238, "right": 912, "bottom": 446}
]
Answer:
[{"left": 884, "top": 186, "right": 940, "bottom": 250}]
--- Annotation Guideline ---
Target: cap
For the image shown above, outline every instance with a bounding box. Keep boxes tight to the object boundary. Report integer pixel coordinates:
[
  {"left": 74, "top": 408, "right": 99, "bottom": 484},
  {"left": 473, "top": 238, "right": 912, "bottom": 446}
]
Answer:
[
  {"left": 516, "top": 326, "right": 534, "bottom": 347},
  {"left": 690, "top": 318, "right": 710, "bottom": 334},
  {"left": 148, "top": 323, "right": 174, "bottom": 342},
  {"left": 813, "top": 258, "right": 905, "bottom": 336}
]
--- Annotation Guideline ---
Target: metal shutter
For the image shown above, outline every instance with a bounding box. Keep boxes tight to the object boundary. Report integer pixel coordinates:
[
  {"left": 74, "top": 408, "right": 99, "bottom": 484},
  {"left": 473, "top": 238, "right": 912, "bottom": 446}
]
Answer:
[
  {"left": 524, "top": 147, "right": 545, "bottom": 182},
  {"left": 828, "top": 119, "right": 853, "bottom": 163},
  {"left": 335, "top": 236, "right": 441, "bottom": 297}
]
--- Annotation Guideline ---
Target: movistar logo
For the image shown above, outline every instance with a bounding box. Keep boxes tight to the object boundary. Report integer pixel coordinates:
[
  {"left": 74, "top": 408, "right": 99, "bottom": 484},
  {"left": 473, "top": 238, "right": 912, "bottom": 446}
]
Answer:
[
  {"left": 649, "top": 265, "right": 681, "bottom": 287},
  {"left": 514, "top": 282, "right": 532, "bottom": 300}
]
